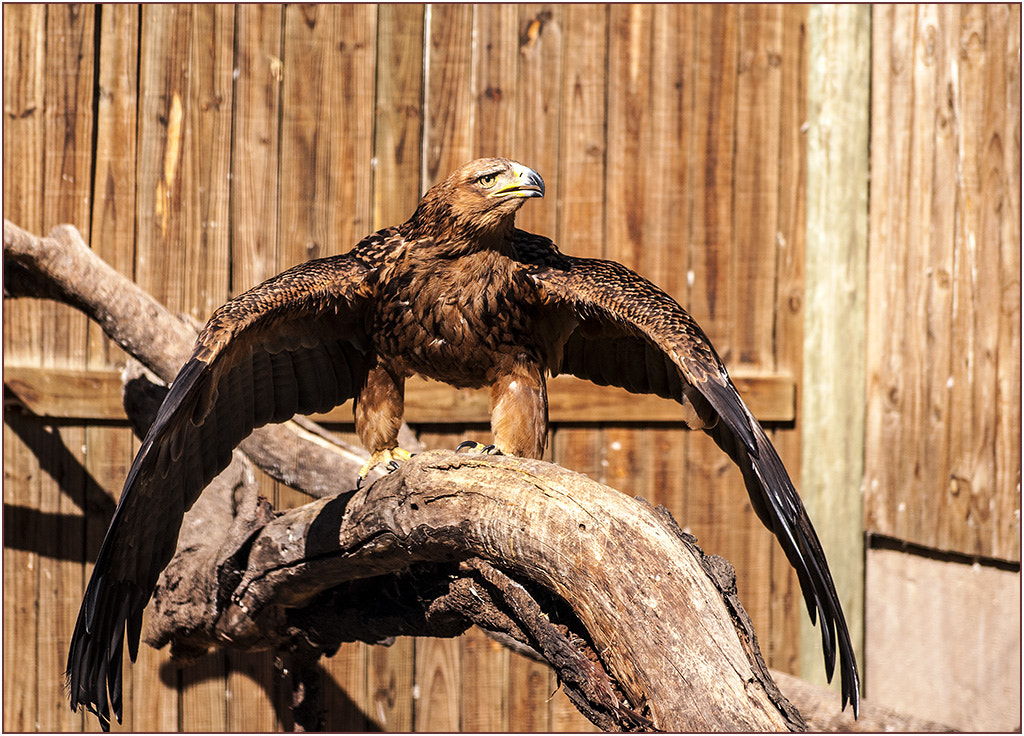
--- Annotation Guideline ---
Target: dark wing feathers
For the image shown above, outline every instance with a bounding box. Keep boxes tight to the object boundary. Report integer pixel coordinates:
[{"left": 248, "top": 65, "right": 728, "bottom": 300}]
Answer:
[
  {"left": 67, "top": 254, "right": 373, "bottom": 729},
  {"left": 522, "top": 237, "right": 860, "bottom": 716}
]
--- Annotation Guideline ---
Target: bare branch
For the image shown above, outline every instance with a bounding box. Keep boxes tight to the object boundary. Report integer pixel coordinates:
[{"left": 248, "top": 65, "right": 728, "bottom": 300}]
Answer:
[{"left": 3, "top": 218, "right": 417, "bottom": 496}]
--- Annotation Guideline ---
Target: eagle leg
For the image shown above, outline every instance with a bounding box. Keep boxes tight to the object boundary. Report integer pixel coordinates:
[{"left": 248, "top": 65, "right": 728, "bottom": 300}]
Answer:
[{"left": 488, "top": 357, "right": 548, "bottom": 459}]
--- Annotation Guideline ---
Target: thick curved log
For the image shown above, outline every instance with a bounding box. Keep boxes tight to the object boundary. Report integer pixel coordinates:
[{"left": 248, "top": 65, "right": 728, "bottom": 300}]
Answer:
[{"left": 147, "top": 448, "right": 804, "bottom": 732}]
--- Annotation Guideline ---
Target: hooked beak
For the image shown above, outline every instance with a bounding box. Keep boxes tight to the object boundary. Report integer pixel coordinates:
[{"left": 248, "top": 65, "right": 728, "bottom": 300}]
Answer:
[{"left": 492, "top": 163, "right": 545, "bottom": 199}]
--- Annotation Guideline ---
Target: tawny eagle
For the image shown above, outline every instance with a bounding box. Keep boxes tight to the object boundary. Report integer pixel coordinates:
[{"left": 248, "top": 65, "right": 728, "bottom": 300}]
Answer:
[{"left": 67, "top": 158, "right": 859, "bottom": 727}]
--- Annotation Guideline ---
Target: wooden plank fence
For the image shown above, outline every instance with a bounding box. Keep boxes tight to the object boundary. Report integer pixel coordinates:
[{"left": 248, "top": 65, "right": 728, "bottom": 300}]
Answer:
[{"left": 2, "top": 3, "right": 1018, "bottom": 732}]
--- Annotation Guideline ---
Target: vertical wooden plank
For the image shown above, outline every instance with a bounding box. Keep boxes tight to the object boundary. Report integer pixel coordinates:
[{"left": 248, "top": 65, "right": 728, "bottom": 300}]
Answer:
[
  {"left": 2, "top": 0, "right": 46, "bottom": 369},
  {"left": 321, "top": 9, "right": 376, "bottom": 725},
  {"left": 232, "top": 3, "right": 283, "bottom": 292},
  {"left": 554, "top": 4, "right": 607, "bottom": 258},
  {"left": 473, "top": 4, "right": 518, "bottom": 157},
  {"left": 369, "top": 639, "right": 414, "bottom": 731},
  {"left": 514, "top": 4, "right": 562, "bottom": 240},
  {"left": 681, "top": 10, "right": 756, "bottom": 646},
  {"left": 89, "top": 3, "right": 139, "bottom": 369},
  {"left": 135, "top": 5, "right": 234, "bottom": 727},
  {"left": 866, "top": 4, "right": 1019, "bottom": 562},
  {"left": 801, "top": 3, "right": 869, "bottom": 690},
  {"left": 277, "top": 6, "right": 379, "bottom": 724},
  {"left": 680, "top": 3, "right": 749, "bottom": 628},
  {"left": 326, "top": 4, "right": 377, "bottom": 250},
  {"left": 322, "top": 643, "right": 369, "bottom": 731},
  {"left": 279, "top": 4, "right": 376, "bottom": 264},
  {"left": 921, "top": 5, "right": 959, "bottom": 558},
  {"left": 185, "top": 7, "right": 235, "bottom": 729},
  {"left": 39, "top": 1, "right": 94, "bottom": 369},
  {"left": 2, "top": 2, "right": 46, "bottom": 233},
  {"left": 87, "top": 14, "right": 142, "bottom": 721},
  {"left": 767, "top": 4, "right": 808, "bottom": 677},
  {"left": 368, "top": 8, "right": 423, "bottom": 728},
  {"left": 946, "top": 3, "right": 1020, "bottom": 561},
  {"left": 684, "top": 4, "right": 737, "bottom": 352},
  {"left": 422, "top": 3, "right": 475, "bottom": 184},
  {"left": 548, "top": 9, "right": 608, "bottom": 728},
  {"left": 601, "top": 6, "right": 654, "bottom": 596},
  {"left": 135, "top": 3, "right": 192, "bottom": 315},
  {"left": 279, "top": 3, "right": 334, "bottom": 267},
  {"left": 993, "top": 4, "right": 1021, "bottom": 561},
  {"left": 2, "top": 6, "right": 46, "bottom": 731},
  {"left": 228, "top": 8, "right": 286, "bottom": 728},
  {"left": 413, "top": 635, "right": 461, "bottom": 730},
  {"left": 276, "top": 4, "right": 330, "bottom": 517},
  {"left": 732, "top": 1, "right": 785, "bottom": 673},
  {"left": 373, "top": 4, "right": 425, "bottom": 229},
  {"left": 460, "top": 628, "right": 508, "bottom": 731},
  {"left": 34, "top": 6, "right": 95, "bottom": 732},
  {"left": 605, "top": 4, "right": 652, "bottom": 275},
  {"left": 42, "top": 3, "right": 95, "bottom": 233},
  {"left": 627, "top": 6, "right": 693, "bottom": 544},
  {"left": 179, "top": 4, "right": 233, "bottom": 320},
  {"left": 508, "top": 15, "right": 563, "bottom": 719},
  {"left": 865, "top": 4, "right": 913, "bottom": 545},
  {"left": 3, "top": 419, "right": 41, "bottom": 731},
  {"left": 733, "top": 4, "right": 782, "bottom": 367}
]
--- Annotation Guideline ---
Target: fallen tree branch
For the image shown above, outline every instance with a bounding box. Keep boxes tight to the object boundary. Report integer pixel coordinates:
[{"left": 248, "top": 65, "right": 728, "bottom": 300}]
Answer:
[
  {"left": 3, "top": 219, "right": 415, "bottom": 495},
  {"left": 8, "top": 219, "right": 935, "bottom": 731}
]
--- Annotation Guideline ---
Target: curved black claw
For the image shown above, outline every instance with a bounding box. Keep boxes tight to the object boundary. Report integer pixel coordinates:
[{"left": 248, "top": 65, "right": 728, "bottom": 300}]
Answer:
[
  {"left": 357, "top": 448, "right": 415, "bottom": 489},
  {"left": 455, "top": 440, "right": 503, "bottom": 455}
]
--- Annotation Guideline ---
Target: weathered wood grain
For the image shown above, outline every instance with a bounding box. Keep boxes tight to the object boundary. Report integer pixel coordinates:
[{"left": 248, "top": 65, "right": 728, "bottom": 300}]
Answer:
[
  {"left": 373, "top": 4, "right": 425, "bottom": 229},
  {"left": 368, "top": 19, "right": 425, "bottom": 720},
  {"left": 4, "top": 364, "right": 796, "bottom": 426},
  {"left": 232, "top": 4, "right": 283, "bottom": 293},
  {"left": 32, "top": 6, "right": 95, "bottom": 732},
  {"left": 866, "top": 4, "right": 1021, "bottom": 562},
  {"left": 2, "top": 8, "right": 49, "bottom": 729},
  {"left": 769, "top": 3, "right": 809, "bottom": 680},
  {"left": 191, "top": 450, "right": 803, "bottom": 731},
  {"left": 514, "top": 4, "right": 562, "bottom": 241},
  {"left": 88, "top": 3, "right": 138, "bottom": 371},
  {"left": 474, "top": 4, "right": 518, "bottom": 158},
  {"left": 2, "top": 418, "right": 42, "bottom": 731},
  {"left": 801, "top": 4, "right": 870, "bottom": 692}
]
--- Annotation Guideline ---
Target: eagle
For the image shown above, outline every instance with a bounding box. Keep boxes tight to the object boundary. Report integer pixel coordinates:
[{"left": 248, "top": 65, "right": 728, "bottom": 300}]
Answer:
[{"left": 67, "top": 158, "right": 859, "bottom": 727}]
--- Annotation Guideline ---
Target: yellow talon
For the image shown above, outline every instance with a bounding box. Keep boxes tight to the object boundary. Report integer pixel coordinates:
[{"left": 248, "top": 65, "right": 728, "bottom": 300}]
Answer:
[{"left": 358, "top": 447, "right": 414, "bottom": 481}]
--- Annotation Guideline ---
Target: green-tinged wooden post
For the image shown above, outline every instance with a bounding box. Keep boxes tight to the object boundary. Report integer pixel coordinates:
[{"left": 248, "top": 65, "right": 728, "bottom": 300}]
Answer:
[{"left": 802, "top": 4, "right": 869, "bottom": 695}]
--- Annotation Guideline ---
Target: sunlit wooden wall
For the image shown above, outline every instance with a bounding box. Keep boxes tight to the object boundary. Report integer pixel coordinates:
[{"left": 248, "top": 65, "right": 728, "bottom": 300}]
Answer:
[{"left": 3, "top": 3, "right": 1018, "bottom": 732}]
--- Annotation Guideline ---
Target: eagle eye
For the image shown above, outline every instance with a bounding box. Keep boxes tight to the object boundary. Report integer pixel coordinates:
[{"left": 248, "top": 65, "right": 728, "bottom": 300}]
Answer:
[{"left": 476, "top": 173, "right": 498, "bottom": 188}]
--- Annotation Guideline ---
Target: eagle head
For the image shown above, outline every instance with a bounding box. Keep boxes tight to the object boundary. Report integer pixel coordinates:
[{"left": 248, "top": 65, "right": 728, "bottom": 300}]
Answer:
[{"left": 404, "top": 158, "right": 545, "bottom": 249}]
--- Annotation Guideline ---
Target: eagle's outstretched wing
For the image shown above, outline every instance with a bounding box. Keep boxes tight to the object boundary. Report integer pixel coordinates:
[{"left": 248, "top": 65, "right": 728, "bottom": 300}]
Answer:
[
  {"left": 66, "top": 253, "right": 375, "bottom": 729},
  {"left": 519, "top": 233, "right": 860, "bottom": 716}
]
